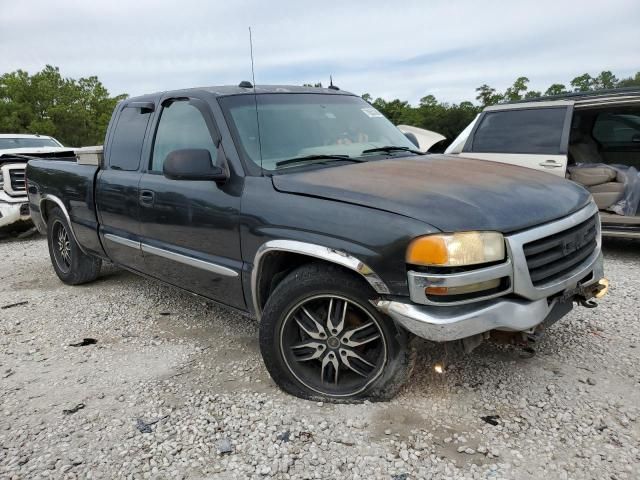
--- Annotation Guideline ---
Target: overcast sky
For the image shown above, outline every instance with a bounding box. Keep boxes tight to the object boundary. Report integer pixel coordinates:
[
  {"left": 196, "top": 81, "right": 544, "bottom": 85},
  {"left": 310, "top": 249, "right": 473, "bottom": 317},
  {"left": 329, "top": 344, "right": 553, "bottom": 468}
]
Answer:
[{"left": 1, "top": 0, "right": 638, "bottom": 104}]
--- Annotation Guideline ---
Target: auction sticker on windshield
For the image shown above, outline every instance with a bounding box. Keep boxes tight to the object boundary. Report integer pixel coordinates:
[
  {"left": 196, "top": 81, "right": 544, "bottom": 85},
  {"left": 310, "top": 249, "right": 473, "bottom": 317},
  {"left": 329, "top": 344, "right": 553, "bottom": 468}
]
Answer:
[{"left": 361, "top": 107, "right": 384, "bottom": 118}]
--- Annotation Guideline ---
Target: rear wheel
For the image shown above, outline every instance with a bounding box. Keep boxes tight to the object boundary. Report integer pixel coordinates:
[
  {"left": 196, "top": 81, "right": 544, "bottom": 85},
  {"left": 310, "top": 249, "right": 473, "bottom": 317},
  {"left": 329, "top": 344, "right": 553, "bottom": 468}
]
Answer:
[
  {"left": 47, "top": 207, "right": 101, "bottom": 285},
  {"left": 259, "top": 264, "right": 413, "bottom": 402}
]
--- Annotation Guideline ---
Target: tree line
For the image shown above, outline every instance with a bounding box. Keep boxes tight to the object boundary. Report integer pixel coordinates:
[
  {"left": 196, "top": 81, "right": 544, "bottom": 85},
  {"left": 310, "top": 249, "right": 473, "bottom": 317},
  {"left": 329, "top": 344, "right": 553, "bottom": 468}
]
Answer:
[
  {"left": 0, "top": 65, "right": 126, "bottom": 147},
  {"left": 2, "top": 66, "right": 639, "bottom": 148}
]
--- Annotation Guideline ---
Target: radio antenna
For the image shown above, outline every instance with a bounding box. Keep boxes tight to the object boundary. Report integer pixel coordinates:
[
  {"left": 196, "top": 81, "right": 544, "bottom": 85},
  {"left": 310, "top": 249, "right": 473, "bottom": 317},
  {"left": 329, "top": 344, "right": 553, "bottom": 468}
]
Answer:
[{"left": 249, "top": 27, "right": 264, "bottom": 173}]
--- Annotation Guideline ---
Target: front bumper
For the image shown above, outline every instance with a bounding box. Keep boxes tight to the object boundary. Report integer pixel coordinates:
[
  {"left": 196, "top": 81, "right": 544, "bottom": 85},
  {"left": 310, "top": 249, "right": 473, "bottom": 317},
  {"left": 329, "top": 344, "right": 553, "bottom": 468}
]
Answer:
[
  {"left": 0, "top": 195, "right": 31, "bottom": 228},
  {"left": 376, "top": 203, "right": 605, "bottom": 342},
  {"left": 376, "top": 252, "right": 604, "bottom": 341}
]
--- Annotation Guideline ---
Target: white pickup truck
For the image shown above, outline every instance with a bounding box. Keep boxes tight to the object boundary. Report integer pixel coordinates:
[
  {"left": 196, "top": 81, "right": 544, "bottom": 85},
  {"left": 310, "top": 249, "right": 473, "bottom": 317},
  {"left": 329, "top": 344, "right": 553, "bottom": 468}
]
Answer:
[
  {"left": 446, "top": 88, "right": 640, "bottom": 240},
  {"left": 0, "top": 134, "right": 70, "bottom": 231}
]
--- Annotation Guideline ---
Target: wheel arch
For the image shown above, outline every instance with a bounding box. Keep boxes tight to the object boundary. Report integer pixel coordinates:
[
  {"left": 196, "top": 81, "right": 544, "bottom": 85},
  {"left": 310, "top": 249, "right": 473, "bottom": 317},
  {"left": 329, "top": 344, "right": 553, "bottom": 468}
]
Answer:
[
  {"left": 39, "top": 195, "right": 87, "bottom": 255},
  {"left": 251, "top": 240, "right": 390, "bottom": 319}
]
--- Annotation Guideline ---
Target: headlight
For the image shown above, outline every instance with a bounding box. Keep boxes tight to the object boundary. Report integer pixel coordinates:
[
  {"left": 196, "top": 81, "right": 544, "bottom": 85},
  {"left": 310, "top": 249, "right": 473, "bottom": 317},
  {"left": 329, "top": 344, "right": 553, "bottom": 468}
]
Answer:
[{"left": 406, "top": 231, "right": 505, "bottom": 267}]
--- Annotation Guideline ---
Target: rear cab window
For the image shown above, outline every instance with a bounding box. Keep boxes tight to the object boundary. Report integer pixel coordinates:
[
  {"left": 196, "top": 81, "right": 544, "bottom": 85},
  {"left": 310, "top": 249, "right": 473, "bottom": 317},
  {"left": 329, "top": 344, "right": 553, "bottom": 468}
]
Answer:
[
  {"left": 469, "top": 107, "right": 568, "bottom": 154},
  {"left": 107, "top": 105, "right": 152, "bottom": 170}
]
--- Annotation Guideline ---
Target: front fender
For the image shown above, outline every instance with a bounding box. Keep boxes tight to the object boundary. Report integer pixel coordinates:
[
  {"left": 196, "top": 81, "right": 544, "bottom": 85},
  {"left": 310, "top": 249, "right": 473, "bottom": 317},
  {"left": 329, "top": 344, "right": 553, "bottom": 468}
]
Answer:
[{"left": 240, "top": 177, "right": 439, "bottom": 315}]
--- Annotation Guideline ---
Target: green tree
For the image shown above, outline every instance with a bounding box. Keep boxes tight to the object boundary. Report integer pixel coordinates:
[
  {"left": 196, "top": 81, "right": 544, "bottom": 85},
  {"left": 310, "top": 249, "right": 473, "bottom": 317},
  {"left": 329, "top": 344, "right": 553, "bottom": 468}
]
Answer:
[
  {"left": 593, "top": 71, "right": 618, "bottom": 90},
  {"left": 419, "top": 94, "right": 438, "bottom": 107},
  {"left": 524, "top": 90, "right": 542, "bottom": 99},
  {"left": 545, "top": 83, "right": 568, "bottom": 96},
  {"left": 503, "top": 76, "right": 530, "bottom": 102},
  {"left": 618, "top": 72, "right": 640, "bottom": 88},
  {"left": 0, "top": 65, "right": 127, "bottom": 146},
  {"left": 570, "top": 73, "right": 595, "bottom": 92},
  {"left": 371, "top": 98, "right": 413, "bottom": 125},
  {"left": 475, "top": 84, "right": 503, "bottom": 107}
]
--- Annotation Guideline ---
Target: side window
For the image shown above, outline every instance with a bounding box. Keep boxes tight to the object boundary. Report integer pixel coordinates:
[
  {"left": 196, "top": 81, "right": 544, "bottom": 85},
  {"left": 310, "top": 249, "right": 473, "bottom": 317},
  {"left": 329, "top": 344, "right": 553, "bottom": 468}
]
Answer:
[
  {"left": 471, "top": 107, "right": 567, "bottom": 154},
  {"left": 109, "top": 106, "right": 151, "bottom": 170},
  {"left": 151, "top": 100, "right": 218, "bottom": 172},
  {"left": 593, "top": 112, "right": 640, "bottom": 145}
]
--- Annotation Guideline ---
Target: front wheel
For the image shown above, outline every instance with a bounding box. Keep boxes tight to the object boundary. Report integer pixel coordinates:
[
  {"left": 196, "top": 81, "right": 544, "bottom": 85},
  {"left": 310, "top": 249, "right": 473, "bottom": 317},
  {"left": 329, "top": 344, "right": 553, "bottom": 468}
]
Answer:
[
  {"left": 259, "top": 264, "right": 413, "bottom": 402},
  {"left": 46, "top": 207, "right": 101, "bottom": 285}
]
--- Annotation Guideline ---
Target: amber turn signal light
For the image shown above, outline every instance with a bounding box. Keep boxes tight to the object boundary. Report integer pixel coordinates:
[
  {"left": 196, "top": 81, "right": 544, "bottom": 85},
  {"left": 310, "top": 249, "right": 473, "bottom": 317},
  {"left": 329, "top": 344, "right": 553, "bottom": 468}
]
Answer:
[{"left": 406, "top": 232, "right": 505, "bottom": 267}]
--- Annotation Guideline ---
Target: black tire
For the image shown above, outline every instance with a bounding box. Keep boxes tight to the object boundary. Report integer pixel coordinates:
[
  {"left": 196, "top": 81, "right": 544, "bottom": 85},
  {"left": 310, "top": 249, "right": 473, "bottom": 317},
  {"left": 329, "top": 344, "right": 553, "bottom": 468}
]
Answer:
[
  {"left": 46, "top": 207, "right": 101, "bottom": 285},
  {"left": 259, "top": 263, "right": 414, "bottom": 402}
]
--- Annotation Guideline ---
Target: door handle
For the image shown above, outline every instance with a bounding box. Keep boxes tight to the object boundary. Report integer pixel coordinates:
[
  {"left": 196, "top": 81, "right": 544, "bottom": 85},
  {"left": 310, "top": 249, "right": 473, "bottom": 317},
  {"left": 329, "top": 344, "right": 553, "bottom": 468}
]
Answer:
[
  {"left": 139, "top": 190, "right": 155, "bottom": 206},
  {"left": 538, "top": 160, "right": 563, "bottom": 168}
]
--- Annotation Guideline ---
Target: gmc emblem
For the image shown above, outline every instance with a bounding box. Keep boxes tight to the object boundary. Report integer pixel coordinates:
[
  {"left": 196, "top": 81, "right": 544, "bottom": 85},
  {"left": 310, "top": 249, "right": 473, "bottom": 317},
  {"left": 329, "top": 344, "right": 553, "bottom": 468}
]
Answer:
[{"left": 562, "top": 227, "right": 593, "bottom": 256}]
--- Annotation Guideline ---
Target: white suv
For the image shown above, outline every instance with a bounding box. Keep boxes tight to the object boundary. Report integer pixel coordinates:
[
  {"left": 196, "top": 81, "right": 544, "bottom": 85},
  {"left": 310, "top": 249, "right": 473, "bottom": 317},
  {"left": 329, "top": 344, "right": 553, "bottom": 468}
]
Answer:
[{"left": 446, "top": 88, "right": 640, "bottom": 240}]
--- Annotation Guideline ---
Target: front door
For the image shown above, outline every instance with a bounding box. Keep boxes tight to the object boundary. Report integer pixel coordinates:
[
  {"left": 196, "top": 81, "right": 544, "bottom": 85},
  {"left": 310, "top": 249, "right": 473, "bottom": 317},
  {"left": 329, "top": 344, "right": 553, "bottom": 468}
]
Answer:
[{"left": 137, "top": 96, "right": 245, "bottom": 309}]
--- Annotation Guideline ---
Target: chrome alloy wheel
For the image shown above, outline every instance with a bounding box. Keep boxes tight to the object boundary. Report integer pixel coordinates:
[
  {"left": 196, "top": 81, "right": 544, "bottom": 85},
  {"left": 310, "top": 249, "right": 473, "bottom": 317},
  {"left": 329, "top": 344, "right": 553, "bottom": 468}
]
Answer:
[
  {"left": 52, "top": 220, "right": 72, "bottom": 273},
  {"left": 279, "top": 294, "right": 387, "bottom": 398}
]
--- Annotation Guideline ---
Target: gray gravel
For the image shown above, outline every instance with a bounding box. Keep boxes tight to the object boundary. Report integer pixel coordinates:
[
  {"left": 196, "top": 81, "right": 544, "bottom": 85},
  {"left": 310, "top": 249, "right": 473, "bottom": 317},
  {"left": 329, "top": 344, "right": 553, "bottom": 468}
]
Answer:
[{"left": 1, "top": 235, "right": 639, "bottom": 479}]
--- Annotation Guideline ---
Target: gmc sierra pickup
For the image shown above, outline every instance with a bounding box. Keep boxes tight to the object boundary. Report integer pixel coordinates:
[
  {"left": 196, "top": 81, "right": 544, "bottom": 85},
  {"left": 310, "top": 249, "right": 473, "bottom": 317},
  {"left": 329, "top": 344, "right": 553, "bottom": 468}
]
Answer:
[
  {"left": 26, "top": 84, "right": 608, "bottom": 401},
  {"left": 0, "top": 134, "right": 68, "bottom": 231}
]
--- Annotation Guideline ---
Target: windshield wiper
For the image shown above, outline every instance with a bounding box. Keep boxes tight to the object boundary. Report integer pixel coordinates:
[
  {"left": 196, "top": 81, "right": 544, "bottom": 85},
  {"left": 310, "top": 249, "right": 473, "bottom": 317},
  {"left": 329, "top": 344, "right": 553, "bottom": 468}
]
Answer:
[
  {"left": 361, "top": 146, "right": 424, "bottom": 156},
  {"left": 275, "top": 154, "right": 366, "bottom": 169}
]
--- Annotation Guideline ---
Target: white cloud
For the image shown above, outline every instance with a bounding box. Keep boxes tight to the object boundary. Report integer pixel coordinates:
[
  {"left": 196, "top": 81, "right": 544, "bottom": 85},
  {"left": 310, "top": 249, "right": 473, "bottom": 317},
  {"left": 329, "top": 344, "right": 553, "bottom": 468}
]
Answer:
[{"left": 1, "top": 0, "right": 638, "bottom": 103}]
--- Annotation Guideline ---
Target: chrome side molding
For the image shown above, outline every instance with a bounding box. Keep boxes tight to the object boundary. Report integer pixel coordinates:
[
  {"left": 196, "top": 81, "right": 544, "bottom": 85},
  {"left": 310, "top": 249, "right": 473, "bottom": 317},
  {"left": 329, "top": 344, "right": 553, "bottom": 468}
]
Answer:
[
  {"left": 141, "top": 243, "right": 238, "bottom": 277},
  {"left": 104, "top": 233, "right": 140, "bottom": 250},
  {"left": 103, "top": 233, "right": 238, "bottom": 278},
  {"left": 251, "top": 239, "right": 390, "bottom": 319}
]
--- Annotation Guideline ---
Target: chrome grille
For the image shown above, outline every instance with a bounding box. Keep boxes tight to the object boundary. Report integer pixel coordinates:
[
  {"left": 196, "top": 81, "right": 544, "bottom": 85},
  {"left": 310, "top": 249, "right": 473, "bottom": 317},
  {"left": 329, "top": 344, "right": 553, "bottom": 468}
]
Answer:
[
  {"left": 523, "top": 214, "right": 598, "bottom": 286},
  {"left": 9, "top": 168, "right": 26, "bottom": 192}
]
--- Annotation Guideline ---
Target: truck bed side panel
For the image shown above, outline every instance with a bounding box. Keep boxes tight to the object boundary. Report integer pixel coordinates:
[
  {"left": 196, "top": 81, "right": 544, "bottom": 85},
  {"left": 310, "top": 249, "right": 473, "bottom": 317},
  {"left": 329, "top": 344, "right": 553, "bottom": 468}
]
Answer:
[{"left": 27, "top": 159, "right": 105, "bottom": 257}]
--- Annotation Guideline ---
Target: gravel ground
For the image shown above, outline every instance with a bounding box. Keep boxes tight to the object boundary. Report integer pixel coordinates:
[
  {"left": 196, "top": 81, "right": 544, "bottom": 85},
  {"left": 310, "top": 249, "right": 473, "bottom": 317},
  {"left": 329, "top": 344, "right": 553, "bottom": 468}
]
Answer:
[{"left": 1, "top": 235, "right": 639, "bottom": 480}]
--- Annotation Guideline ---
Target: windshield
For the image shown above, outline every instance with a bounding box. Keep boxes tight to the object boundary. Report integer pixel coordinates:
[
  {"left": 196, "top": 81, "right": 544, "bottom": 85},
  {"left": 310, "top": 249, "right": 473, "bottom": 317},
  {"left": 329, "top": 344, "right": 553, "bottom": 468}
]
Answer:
[
  {"left": 0, "top": 137, "right": 61, "bottom": 150},
  {"left": 219, "top": 94, "right": 415, "bottom": 171}
]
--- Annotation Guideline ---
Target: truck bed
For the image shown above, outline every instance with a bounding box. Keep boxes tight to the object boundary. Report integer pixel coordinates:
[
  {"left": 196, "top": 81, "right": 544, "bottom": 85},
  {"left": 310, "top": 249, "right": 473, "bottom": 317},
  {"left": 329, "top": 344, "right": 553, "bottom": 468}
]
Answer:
[{"left": 26, "top": 158, "right": 104, "bottom": 256}]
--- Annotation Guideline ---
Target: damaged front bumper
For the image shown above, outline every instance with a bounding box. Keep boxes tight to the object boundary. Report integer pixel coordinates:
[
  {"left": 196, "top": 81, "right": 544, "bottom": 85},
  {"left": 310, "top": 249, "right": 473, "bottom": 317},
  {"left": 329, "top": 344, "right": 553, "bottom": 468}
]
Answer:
[
  {"left": 376, "top": 203, "right": 606, "bottom": 343},
  {"left": 0, "top": 194, "right": 31, "bottom": 229},
  {"left": 376, "top": 252, "right": 605, "bottom": 342}
]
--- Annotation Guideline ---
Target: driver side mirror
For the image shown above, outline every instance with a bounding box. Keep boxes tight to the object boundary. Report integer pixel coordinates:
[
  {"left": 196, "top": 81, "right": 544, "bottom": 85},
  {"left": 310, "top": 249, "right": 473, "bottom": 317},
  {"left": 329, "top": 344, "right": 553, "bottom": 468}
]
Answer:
[{"left": 163, "top": 149, "right": 228, "bottom": 183}]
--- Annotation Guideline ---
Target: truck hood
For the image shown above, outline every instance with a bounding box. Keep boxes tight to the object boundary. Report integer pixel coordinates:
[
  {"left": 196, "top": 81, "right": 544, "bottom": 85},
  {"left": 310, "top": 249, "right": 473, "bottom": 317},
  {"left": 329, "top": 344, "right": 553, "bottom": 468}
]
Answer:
[
  {"left": 0, "top": 147, "right": 77, "bottom": 165},
  {"left": 271, "top": 155, "right": 592, "bottom": 233},
  {"left": 0, "top": 147, "right": 74, "bottom": 156}
]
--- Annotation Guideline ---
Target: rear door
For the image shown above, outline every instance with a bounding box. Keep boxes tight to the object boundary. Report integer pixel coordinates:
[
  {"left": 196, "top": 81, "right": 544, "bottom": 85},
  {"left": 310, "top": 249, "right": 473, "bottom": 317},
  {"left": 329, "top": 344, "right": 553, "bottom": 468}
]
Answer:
[
  {"left": 460, "top": 103, "right": 573, "bottom": 177},
  {"left": 96, "top": 102, "right": 153, "bottom": 271},
  {"left": 137, "top": 95, "right": 245, "bottom": 309}
]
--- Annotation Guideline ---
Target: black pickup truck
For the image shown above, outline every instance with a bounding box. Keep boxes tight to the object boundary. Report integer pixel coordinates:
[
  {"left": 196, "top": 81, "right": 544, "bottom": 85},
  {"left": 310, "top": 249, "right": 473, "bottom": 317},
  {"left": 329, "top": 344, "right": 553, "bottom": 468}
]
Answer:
[{"left": 26, "top": 84, "right": 607, "bottom": 401}]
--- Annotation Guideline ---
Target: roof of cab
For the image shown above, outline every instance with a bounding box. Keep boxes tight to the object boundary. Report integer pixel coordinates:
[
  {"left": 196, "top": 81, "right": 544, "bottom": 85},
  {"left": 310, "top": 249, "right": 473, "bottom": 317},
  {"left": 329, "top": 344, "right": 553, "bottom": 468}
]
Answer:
[{"left": 122, "top": 84, "right": 355, "bottom": 105}]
